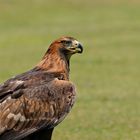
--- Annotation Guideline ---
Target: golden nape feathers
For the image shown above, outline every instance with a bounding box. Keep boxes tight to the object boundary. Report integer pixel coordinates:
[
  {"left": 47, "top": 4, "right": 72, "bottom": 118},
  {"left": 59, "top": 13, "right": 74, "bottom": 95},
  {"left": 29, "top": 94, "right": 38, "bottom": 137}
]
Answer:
[{"left": 0, "top": 37, "right": 83, "bottom": 140}]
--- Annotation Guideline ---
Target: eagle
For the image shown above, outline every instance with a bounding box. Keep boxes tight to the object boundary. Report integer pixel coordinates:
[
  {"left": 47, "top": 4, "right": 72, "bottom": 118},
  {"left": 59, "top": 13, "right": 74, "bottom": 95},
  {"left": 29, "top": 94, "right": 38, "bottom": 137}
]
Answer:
[{"left": 0, "top": 37, "right": 83, "bottom": 140}]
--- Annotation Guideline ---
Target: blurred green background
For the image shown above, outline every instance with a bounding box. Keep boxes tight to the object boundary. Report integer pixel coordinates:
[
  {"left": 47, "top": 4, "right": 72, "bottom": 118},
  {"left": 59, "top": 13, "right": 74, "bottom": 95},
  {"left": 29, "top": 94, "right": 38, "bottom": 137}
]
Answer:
[{"left": 0, "top": 0, "right": 140, "bottom": 139}]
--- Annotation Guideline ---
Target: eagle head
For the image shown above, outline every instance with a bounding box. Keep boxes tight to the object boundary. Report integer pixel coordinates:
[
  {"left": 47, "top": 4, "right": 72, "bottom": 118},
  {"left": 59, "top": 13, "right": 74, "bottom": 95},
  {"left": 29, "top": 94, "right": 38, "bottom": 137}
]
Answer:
[
  {"left": 38, "top": 37, "right": 83, "bottom": 73},
  {"left": 48, "top": 37, "right": 83, "bottom": 58}
]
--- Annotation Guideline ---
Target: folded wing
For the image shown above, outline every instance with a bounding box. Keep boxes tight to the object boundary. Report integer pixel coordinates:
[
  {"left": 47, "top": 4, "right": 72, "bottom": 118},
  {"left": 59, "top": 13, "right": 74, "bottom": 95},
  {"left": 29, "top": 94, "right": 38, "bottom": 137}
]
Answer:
[{"left": 0, "top": 71, "right": 76, "bottom": 140}]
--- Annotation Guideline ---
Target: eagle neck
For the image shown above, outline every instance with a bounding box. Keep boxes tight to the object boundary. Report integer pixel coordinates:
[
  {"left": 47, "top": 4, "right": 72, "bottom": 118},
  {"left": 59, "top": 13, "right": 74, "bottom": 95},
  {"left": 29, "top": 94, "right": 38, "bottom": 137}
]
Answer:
[{"left": 37, "top": 50, "right": 70, "bottom": 80}]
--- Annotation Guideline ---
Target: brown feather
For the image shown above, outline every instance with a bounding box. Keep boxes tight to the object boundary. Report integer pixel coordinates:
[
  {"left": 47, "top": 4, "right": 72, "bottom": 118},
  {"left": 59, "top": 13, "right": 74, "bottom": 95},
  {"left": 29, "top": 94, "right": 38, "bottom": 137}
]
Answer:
[
  {"left": 0, "top": 36, "right": 83, "bottom": 140},
  {"left": 37, "top": 41, "right": 70, "bottom": 80}
]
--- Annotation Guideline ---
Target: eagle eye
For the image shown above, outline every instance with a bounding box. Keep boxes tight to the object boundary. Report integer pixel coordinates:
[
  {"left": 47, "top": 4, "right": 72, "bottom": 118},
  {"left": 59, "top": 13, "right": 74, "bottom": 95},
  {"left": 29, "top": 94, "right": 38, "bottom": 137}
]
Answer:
[{"left": 61, "top": 40, "right": 72, "bottom": 46}]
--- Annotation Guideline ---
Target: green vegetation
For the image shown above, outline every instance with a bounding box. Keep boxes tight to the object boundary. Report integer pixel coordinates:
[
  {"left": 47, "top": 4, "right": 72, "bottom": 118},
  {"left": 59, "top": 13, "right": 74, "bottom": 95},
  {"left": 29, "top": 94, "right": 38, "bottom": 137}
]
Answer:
[{"left": 0, "top": 0, "right": 140, "bottom": 139}]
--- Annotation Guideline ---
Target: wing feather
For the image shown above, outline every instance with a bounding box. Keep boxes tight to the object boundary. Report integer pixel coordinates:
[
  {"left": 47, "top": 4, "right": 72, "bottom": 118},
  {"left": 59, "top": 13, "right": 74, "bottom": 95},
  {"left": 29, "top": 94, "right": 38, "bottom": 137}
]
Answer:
[{"left": 0, "top": 76, "right": 76, "bottom": 140}]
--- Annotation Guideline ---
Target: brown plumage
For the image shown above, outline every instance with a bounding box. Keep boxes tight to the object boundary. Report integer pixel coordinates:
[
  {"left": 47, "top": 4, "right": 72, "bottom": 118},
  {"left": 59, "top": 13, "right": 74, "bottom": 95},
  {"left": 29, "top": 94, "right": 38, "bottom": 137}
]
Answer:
[{"left": 0, "top": 37, "right": 83, "bottom": 140}]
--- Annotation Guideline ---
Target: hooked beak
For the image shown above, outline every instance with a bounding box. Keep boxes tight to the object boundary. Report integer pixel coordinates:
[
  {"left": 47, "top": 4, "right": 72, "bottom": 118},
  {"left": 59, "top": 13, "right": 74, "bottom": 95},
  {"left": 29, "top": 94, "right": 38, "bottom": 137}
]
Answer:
[
  {"left": 69, "top": 40, "right": 83, "bottom": 54},
  {"left": 76, "top": 43, "right": 83, "bottom": 53}
]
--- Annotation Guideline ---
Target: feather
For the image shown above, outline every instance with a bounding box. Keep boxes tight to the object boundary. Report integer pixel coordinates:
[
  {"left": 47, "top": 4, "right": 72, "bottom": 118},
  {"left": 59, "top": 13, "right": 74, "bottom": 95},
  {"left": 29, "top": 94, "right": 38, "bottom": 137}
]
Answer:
[{"left": 0, "top": 36, "right": 83, "bottom": 140}]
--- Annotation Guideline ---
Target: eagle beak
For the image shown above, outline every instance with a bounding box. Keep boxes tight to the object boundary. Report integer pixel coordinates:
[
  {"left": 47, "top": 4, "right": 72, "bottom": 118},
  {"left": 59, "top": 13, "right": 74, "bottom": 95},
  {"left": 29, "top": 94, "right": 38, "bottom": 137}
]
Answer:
[
  {"left": 65, "top": 40, "right": 83, "bottom": 54},
  {"left": 72, "top": 40, "right": 83, "bottom": 54},
  {"left": 76, "top": 43, "right": 83, "bottom": 53}
]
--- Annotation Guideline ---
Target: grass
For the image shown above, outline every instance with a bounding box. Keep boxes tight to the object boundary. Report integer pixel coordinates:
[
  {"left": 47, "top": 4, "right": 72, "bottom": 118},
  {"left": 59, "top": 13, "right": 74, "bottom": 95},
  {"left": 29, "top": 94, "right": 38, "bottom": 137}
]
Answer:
[{"left": 0, "top": 0, "right": 140, "bottom": 139}]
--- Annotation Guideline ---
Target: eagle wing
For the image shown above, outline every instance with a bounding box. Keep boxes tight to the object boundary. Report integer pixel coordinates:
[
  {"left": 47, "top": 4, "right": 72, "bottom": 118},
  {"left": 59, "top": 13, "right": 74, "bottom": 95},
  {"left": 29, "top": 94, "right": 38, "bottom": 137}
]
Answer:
[{"left": 0, "top": 70, "right": 76, "bottom": 140}]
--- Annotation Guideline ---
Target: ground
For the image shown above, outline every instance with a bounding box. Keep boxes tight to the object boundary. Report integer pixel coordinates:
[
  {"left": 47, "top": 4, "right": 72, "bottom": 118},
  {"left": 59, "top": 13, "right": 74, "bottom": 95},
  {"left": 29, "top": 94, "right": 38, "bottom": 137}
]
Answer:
[{"left": 0, "top": 0, "right": 140, "bottom": 140}]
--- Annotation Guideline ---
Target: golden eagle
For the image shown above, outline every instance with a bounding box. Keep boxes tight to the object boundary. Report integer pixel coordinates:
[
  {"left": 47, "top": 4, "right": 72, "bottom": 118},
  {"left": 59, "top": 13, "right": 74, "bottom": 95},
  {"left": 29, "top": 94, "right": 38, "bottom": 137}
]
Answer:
[{"left": 0, "top": 37, "right": 83, "bottom": 140}]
